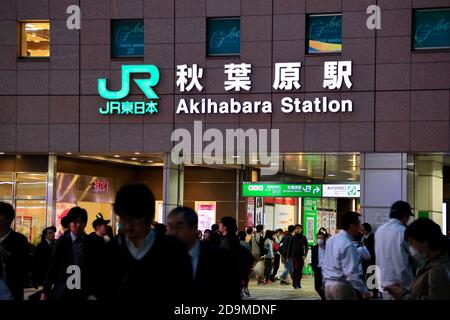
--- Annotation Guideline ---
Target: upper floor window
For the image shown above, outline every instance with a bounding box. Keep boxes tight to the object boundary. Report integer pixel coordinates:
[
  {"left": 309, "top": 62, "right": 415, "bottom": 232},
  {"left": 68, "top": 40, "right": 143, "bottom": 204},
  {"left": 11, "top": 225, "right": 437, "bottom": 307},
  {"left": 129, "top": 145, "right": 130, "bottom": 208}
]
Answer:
[
  {"left": 307, "top": 14, "right": 342, "bottom": 54},
  {"left": 413, "top": 8, "right": 450, "bottom": 50},
  {"left": 19, "top": 22, "right": 50, "bottom": 58},
  {"left": 207, "top": 18, "right": 240, "bottom": 56},
  {"left": 111, "top": 20, "right": 144, "bottom": 58}
]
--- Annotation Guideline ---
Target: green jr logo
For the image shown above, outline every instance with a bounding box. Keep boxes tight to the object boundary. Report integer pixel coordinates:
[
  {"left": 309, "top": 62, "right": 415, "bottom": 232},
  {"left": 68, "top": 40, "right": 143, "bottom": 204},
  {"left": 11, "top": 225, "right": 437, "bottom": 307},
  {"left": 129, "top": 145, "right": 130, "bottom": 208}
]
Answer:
[{"left": 98, "top": 65, "right": 160, "bottom": 100}]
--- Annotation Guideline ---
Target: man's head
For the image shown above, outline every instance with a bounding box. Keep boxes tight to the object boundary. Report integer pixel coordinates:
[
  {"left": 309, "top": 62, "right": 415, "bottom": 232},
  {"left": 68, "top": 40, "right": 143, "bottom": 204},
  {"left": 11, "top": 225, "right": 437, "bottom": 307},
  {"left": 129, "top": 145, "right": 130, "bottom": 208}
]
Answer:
[
  {"left": 114, "top": 184, "right": 155, "bottom": 242},
  {"left": 361, "top": 223, "right": 372, "bottom": 236},
  {"left": 92, "top": 213, "right": 110, "bottom": 237},
  {"left": 211, "top": 224, "right": 219, "bottom": 233},
  {"left": 219, "top": 216, "right": 238, "bottom": 236},
  {"left": 390, "top": 201, "right": 413, "bottom": 225},
  {"left": 246, "top": 227, "right": 253, "bottom": 235},
  {"left": 0, "top": 202, "right": 15, "bottom": 231},
  {"left": 341, "top": 211, "right": 361, "bottom": 238},
  {"left": 42, "top": 226, "right": 56, "bottom": 241},
  {"left": 203, "top": 229, "right": 211, "bottom": 240},
  {"left": 255, "top": 224, "right": 264, "bottom": 233},
  {"left": 288, "top": 225, "right": 295, "bottom": 234},
  {"left": 167, "top": 206, "right": 199, "bottom": 248},
  {"left": 66, "top": 207, "right": 88, "bottom": 237},
  {"left": 294, "top": 224, "right": 303, "bottom": 234}
]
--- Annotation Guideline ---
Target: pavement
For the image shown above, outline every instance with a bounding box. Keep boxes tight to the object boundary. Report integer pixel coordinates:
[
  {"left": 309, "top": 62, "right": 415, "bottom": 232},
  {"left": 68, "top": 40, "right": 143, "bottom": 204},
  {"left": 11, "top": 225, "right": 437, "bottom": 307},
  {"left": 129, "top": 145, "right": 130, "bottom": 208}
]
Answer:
[{"left": 243, "top": 276, "right": 320, "bottom": 300}]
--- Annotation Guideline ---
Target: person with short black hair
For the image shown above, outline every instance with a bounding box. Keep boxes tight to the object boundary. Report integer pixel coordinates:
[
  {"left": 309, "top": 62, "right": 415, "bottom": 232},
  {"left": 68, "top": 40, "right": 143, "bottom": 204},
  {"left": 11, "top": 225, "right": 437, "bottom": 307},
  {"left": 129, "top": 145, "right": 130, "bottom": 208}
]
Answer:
[
  {"left": 279, "top": 225, "right": 295, "bottom": 285},
  {"left": 245, "top": 227, "right": 253, "bottom": 242},
  {"left": 168, "top": 207, "right": 240, "bottom": 301},
  {"left": 311, "top": 231, "right": 326, "bottom": 300},
  {"left": 32, "top": 226, "right": 56, "bottom": 288},
  {"left": 0, "top": 202, "right": 30, "bottom": 300},
  {"left": 219, "top": 216, "right": 254, "bottom": 298},
  {"left": 105, "top": 184, "right": 192, "bottom": 301},
  {"left": 287, "top": 224, "right": 308, "bottom": 289},
  {"left": 322, "top": 212, "right": 371, "bottom": 300},
  {"left": 42, "top": 206, "right": 102, "bottom": 300},
  {"left": 202, "top": 229, "right": 211, "bottom": 243},
  {"left": 375, "top": 201, "right": 415, "bottom": 300},
  {"left": 387, "top": 218, "right": 450, "bottom": 300},
  {"left": 209, "top": 223, "right": 222, "bottom": 246}
]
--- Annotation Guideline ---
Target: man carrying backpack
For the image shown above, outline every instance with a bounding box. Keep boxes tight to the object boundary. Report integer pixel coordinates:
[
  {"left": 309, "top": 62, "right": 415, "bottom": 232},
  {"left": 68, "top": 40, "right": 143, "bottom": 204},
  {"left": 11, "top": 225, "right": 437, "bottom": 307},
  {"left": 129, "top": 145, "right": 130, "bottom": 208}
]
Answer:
[
  {"left": 250, "top": 225, "right": 265, "bottom": 284},
  {"left": 279, "top": 225, "right": 295, "bottom": 285}
]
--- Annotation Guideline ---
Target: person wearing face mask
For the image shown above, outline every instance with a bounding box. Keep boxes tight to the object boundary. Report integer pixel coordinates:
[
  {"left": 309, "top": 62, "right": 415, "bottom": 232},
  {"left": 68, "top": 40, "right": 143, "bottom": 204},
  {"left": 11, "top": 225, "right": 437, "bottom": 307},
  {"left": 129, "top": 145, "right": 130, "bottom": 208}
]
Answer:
[
  {"left": 386, "top": 218, "right": 450, "bottom": 300},
  {"left": 375, "top": 201, "right": 415, "bottom": 300},
  {"left": 311, "top": 231, "right": 326, "bottom": 300}
]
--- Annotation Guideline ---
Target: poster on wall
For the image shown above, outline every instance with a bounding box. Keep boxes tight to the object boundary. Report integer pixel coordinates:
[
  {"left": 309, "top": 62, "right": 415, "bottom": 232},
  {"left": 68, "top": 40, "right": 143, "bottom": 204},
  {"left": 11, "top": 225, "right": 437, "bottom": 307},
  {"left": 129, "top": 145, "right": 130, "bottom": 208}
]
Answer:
[
  {"left": 55, "top": 202, "right": 75, "bottom": 238},
  {"left": 246, "top": 197, "right": 255, "bottom": 228},
  {"left": 329, "top": 211, "right": 337, "bottom": 235},
  {"left": 274, "top": 204, "right": 295, "bottom": 231},
  {"left": 195, "top": 201, "right": 216, "bottom": 232},
  {"left": 155, "top": 201, "right": 164, "bottom": 223},
  {"left": 256, "top": 197, "right": 264, "bottom": 226},
  {"left": 303, "top": 198, "right": 318, "bottom": 245},
  {"left": 15, "top": 216, "right": 32, "bottom": 242}
]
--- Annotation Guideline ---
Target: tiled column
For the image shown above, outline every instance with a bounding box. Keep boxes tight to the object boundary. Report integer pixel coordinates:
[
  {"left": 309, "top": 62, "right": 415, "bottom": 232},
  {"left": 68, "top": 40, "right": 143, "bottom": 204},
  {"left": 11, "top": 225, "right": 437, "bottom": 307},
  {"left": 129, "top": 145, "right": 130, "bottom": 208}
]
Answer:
[
  {"left": 46, "top": 154, "right": 57, "bottom": 227},
  {"left": 360, "top": 153, "right": 415, "bottom": 230},
  {"left": 162, "top": 153, "right": 184, "bottom": 223},
  {"left": 415, "top": 156, "right": 444, "bottom": 229}
]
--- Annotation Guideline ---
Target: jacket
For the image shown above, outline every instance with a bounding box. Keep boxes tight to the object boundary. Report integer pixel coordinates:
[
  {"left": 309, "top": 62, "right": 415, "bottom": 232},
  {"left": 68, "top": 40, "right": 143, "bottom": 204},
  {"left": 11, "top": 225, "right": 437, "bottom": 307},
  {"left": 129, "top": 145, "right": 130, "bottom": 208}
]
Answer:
[
  {"left": 32, "top": 239, "right": 54, "bottom": 287},
  {"left": 403, "top": 252, "right": 450, "bottom": 300},
  {"left": 288, "top": 233, "right": 308, "bottom": 260}
]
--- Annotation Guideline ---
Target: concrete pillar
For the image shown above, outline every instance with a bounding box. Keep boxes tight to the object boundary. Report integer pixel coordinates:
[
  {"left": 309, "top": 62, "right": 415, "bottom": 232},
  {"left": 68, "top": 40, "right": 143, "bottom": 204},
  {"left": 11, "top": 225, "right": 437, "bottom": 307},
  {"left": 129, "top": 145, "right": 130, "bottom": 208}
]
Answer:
[
  {"left": 415, "top": 155, "right": 444, "bottom": 229},
  {"left": 162, "top": 153, "right": 184, "bottom": 223},
  {"left": 46, "top": 154, "right": 57, "bottom": 227},
  {"left": 360, "top": 153, "right": 415, "bottom": 229}
]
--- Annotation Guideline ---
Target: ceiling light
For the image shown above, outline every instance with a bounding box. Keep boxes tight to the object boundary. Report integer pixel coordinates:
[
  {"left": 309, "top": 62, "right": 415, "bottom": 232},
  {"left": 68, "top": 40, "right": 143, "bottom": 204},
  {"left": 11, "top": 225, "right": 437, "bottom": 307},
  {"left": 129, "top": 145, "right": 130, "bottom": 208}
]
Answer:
[
  {"left": 0, "top": 152, "right": 4, "bottom": 155},
  {"left": 131, "top": 158, "right": 138, "bottom": 161},
  {"left": 328, "top": 174, "right": 336, "bottom": 177},
  {"left": 66, "top": 152, "right": 72, "bottom": 155},
  {"left": 114, "top": 155, "right": 120, "bottom": 158},
  {"left": 134, "top": 152, "right": 140, "bottom": 155},
  {"left": 147, "top": 160, "right": 154, "bottom": 163}
]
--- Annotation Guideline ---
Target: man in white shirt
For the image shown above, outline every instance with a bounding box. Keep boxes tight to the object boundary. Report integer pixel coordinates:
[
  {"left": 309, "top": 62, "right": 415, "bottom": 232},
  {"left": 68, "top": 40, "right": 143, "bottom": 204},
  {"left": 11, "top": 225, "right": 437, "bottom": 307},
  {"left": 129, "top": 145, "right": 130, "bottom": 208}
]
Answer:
[
  {"left": 375, "top": 201, "right": 415, "bottom": 300},
  {"left": 322, "top": 212, "right": 371, "bottom": 300}
]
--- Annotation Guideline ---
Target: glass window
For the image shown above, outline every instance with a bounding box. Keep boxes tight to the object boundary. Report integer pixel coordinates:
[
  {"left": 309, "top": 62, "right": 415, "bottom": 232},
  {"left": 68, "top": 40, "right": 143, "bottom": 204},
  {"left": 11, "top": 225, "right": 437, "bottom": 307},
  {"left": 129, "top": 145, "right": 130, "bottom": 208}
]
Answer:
[
  {"left": 16, "top": 173, "right": 47, "bottom": 198},
  {"left": 207, "top": 18, "right": 240, "bottom": 56},
  {"left": 20, "top": 22, "right": 50, "bottom": 57},
  {"left": 0, "top": 173, "right": 13, "bottom": 200},
  {"left": 413, "top": 8, "right": 450, "bottom": 50},
  {"left": 15, "top": 200, "right": 47, "bottom": 244},
  {"left": 307, "top": 14, "right": 342, "bottom": 54},
  {"left": 111, "top": 20, "right": 144, "bottom": 57}
]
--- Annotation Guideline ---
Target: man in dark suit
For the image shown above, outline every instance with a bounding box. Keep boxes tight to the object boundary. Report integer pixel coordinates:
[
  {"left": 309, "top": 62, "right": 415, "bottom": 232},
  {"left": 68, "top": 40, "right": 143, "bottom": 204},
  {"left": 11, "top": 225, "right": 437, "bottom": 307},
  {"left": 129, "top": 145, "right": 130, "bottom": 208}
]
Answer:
[
  {"left": 0, "top": 202, "right": 30, "bottom": 300},
  {"left": 167, "top": 207, "right": 240, "bottom": 301},
  {"left": 105, "top": 184, "right": 192, "bottom": 302},
  {"left": 311, "top": 231, "right": 326, "bottom": 300},
  {"left": 287, "top": 224, "right": 309, "bottom": 289},
  {"left": 362, "top": 222, "right": 377, "bottom": 298},
  {"left": 32, "top": 226, "right": 56, "bottom": 288},
  {"left": 42, "top": 207, "right": 102, "bottom": 300}
]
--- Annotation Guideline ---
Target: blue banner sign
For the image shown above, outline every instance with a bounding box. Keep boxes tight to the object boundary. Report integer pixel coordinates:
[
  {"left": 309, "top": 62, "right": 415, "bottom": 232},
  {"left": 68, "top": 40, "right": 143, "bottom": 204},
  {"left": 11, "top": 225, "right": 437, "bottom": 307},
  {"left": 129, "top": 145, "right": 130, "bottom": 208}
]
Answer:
[{"left": 207, "top": 18, "right": 240, "bottom": 56}]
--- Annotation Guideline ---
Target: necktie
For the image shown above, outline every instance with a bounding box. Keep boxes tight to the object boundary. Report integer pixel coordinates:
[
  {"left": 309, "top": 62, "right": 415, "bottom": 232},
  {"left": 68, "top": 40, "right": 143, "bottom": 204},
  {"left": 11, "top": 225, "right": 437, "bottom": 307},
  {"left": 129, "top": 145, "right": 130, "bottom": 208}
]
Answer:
[{"left": 75, "top": 237, "right": 87, "bottom": 270}]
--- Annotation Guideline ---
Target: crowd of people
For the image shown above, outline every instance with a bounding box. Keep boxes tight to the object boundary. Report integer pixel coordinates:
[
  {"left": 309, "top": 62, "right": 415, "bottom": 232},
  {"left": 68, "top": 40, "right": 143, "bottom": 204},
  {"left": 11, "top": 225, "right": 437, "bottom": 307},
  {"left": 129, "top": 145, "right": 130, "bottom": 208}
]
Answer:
[{"left": 0, "top": 185, "right": 449, "bottom": 301}]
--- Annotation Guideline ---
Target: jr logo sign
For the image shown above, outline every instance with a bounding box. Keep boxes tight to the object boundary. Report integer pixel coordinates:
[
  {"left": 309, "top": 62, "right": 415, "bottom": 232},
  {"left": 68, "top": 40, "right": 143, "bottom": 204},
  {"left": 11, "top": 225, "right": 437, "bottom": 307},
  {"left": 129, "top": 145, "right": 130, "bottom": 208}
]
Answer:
[{"left": 97, "top": 65, "right": 160, "bottom": 115}]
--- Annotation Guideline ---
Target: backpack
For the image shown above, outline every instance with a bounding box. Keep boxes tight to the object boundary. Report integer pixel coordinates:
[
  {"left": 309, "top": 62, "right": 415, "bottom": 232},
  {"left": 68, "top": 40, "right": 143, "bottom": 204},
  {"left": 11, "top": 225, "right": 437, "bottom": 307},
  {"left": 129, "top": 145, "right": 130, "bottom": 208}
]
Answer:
[{"left": 279, "top": 235, "right": 290, "bottom": 257}]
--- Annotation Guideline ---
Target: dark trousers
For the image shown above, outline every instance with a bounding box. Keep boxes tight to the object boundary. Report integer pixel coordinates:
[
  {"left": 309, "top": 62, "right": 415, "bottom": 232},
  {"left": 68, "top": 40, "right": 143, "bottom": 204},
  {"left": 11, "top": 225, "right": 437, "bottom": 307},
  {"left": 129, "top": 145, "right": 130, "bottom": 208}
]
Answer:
[
  {"left": 314, "top": 267, "right": 325, "bottom": 300},
  {"left": 271, "top": 254, "right": 280, "bottom": 280},
  {"left": 291, "top": 258, "right": 304, "bottom": 287},
  {"left": 264, "top": 258, "right": 273, "bottom": 281}
]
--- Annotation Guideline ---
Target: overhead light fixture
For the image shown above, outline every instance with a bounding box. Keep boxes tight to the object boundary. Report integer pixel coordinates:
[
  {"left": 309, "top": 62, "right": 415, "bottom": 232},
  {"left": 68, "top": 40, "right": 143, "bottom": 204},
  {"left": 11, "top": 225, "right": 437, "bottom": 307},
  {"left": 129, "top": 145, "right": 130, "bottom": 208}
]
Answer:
[
  {"left": 114, "top": 155, "right": 120, "bottom": 158},
  {"left": 298, "top": 168, "right": 307, "bottom": 171},
  {"left": 66, "top": 152, "right": 72, "bottom": 155},
  {"left": 347, "top": 178, "right": 355, "bottom": 181},
  {"left": 147, "top": 160, "right": 154, "bottom": 163},
  {"left": 0, "top": 152, "right": 4, "bottom": 155},
  {"left": 232, "top": 155, "right": 240, "bottom": 158},
  {"left": 131, "top": 158, "right": 138, "bottom": 161},
  {"left": 134, "top": 152, "right": 140, "bottom": 155},
  {"left": 328, "top": 174, "right": 336, "bottom": 177}
]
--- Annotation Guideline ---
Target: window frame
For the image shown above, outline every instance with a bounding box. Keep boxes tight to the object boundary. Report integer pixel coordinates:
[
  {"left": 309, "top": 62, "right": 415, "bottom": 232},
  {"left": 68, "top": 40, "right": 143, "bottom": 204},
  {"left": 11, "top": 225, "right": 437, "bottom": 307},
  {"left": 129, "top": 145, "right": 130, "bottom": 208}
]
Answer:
[
  {"left": 111, "top": 19, "right": 145, "bottom": 59},
  {"left": 306, "top": 13, "right": 343, "bottom": 55},
  {"left": 206, "top": 17, "right": 241, "bottom": 57},
  {"left": 18, "top": 20, "right": 51, "bottom": 59},
  {"left": 412, "top": 7, "right": 450, "bottom": 51}
]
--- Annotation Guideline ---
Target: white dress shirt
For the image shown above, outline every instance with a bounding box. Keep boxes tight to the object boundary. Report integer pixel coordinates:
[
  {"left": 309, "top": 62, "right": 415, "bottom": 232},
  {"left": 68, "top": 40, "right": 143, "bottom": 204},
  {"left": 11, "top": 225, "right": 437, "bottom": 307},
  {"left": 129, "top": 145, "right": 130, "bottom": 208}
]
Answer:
[
  {"left": 189, "top": 240, "right": 201, "bottom": 280},
  {"left": 321, "top": 230, "right": 369, "bottom": 294},
  {"left": 375, "top": 218, "right": 414, "bottom": 291},
  {"left": 125, "top": 229, "right": 155, "bottom": 261}
]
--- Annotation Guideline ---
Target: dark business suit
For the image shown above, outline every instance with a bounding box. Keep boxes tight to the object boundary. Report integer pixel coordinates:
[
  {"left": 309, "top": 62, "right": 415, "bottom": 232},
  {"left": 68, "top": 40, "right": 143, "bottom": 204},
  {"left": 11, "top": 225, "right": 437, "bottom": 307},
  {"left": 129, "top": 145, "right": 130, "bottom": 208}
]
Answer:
[
  {"left": 105, "top": 232, "right": 193, "bottom": 302},
  {"left": 311, "top": 244, "right": 325, "bottom": 300},
  {"left": 43, "top": 232, "right": 101, "bottom": 300},
  {"left": 0, "top": 230, "right": 30, "bottom": 300},
  {"left": 32, "top": 239, "right": 54, "bottom": 287},
  {"left": 287, "top": 233, "right": 309, "bottom": 288},
  {"left": 194, "top": 242, "right": 240, "bottom": 301}
]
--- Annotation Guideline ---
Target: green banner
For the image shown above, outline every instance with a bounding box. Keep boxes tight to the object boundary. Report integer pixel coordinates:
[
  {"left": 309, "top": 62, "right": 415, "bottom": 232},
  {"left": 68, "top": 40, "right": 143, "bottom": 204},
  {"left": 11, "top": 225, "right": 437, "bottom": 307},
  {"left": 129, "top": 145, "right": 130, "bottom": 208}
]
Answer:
[
  {"left": 242, "top": 183, "right": 322, "bottom": 198},
  {"left": 303, "top": 198, "right": 318, "bottom": 246}
]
